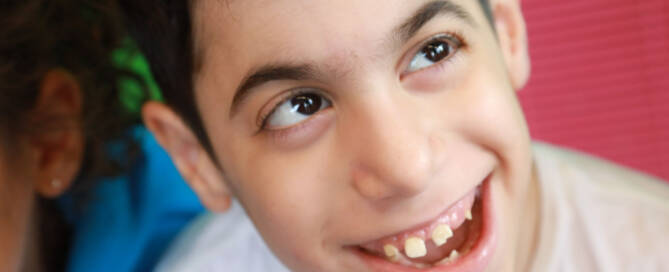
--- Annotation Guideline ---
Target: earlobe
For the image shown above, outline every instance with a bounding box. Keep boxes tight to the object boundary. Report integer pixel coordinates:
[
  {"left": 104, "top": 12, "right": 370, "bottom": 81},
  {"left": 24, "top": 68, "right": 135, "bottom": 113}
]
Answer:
[
  {"left": 142, "top": 101, "right": 232, "bottom": 212},
  {"left": 493, "top": 0, "right": 531, "bottom": 91},
  {"left": 37, "top": 177, "right": 73, "bottom": 198},
  {"left": 32, "top": 69, "right": 84, "bottom": 198}
]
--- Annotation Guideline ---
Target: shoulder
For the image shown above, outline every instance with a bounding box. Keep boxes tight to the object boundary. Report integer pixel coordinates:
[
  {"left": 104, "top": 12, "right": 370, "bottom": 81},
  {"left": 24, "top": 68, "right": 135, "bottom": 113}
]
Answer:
[
  {"left": 532, "top": 142, "right": 669, "bottom": 272},
  {"left": 156, "top": 202, "right": 290, "bottom": 272},
  {"left": 533, "top": 141, "right": 669, "bottom": 207}
]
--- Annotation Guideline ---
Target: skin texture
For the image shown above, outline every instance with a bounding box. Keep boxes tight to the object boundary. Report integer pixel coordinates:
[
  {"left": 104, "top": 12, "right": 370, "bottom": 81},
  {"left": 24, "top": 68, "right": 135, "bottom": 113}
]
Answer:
[
  {"left": 144, "top": 0, "right": 540, "bottom": 271},
  {"left": 0, "top": 70, "right": 83, "bottom": 271}
]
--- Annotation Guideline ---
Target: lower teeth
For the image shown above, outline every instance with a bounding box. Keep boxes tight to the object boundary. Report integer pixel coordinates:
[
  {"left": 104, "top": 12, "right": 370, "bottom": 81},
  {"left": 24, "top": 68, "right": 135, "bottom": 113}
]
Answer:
[{"left": 435, "top": 250, "right": 460, "bottom": 265}]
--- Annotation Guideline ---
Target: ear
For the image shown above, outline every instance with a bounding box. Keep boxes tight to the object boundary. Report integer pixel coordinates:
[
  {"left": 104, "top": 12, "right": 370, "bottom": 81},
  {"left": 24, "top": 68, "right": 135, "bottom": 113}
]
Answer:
[
  {"left": 32, "top": 69, "right": 84, "bottom": 198},
  {"left": 142, "top": 101, "right": 232, "bottom": 212},
  {"left": 492, "top": 0, "right": 531, "bottom": 91}
]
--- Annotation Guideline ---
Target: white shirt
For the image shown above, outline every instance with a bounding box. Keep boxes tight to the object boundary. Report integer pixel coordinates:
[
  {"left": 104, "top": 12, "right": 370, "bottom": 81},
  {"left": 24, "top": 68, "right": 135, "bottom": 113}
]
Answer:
[
  {"left": 529, "top": 143, "right": 669, "bottom": 272},
  {"left": 157, "top": 142, "right": 669, "bottom": 272},
  {"left": 155, "top": 201, "right": 290, "bottom": 272}
]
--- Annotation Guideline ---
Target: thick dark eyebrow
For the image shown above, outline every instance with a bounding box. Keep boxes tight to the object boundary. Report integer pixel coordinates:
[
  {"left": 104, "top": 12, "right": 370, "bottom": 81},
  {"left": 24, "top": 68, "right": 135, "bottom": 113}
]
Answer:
[
  {"left": 228, "top": 0, "right": 475, "bottom": 118},
  {"left": 396, "top": 0, "right": 476, "bottom": 44},
  {"left": 229, "top": 64, "right": 315, "bottom": 117}
]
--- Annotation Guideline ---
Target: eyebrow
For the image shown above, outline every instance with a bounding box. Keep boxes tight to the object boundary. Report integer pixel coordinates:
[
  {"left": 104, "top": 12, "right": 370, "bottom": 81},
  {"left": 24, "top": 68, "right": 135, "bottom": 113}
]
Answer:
[
  {"left": 396, "top": 0, "right": 476, "bottom": 43},
  {"left": 229, "top": 64, "right": 315, "bottom": 116},
  {"left": 228, "top": 0, "right": 475, "bottom": 117}
]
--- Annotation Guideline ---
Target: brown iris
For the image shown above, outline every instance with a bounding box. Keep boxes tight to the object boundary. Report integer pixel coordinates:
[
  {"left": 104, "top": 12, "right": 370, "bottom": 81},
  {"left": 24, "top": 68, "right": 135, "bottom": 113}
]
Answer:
[
  {"left": 290, "top": 93, "right": 323, "bottom": 115},
  {"left": 420, "top": 40, "right": 452, "bottom": 63}
]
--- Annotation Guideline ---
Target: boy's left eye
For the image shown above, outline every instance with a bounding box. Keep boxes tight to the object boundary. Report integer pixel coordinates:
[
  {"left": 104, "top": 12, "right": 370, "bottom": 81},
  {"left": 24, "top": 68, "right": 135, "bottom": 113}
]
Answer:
[
  {"left": 406, "top": 35, "right": 462, "bottom": 73},
  {"left": 263, "top": 91, "right": 332, "bottom": 129}
]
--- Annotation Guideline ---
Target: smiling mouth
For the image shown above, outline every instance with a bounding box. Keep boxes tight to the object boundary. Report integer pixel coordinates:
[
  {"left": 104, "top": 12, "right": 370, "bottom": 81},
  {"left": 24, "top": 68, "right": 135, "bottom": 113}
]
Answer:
[{"left": 352, "top": 175, "right": 497, "bottom": 272}]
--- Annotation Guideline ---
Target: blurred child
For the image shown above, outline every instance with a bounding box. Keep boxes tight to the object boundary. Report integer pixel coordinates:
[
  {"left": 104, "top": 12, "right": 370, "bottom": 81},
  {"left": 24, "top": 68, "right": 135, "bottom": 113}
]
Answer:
[{"left": 0, "top": 1, "right": 142, "bottom": 271}]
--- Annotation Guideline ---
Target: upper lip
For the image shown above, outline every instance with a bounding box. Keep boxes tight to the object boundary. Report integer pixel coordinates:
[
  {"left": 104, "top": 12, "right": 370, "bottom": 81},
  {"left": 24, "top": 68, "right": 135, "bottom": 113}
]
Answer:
[
  {"left": 355, "top": 184, "right": 479, "bottom": 249},
  {"left": 351, "top": 174, "right": 497, "bottom": 272}
]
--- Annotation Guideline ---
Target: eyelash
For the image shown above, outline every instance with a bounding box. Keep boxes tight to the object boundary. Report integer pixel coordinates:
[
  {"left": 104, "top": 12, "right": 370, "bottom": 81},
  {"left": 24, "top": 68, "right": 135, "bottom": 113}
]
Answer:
[{"left": 402, "top": 31, "right": 467, "bottom": 77}]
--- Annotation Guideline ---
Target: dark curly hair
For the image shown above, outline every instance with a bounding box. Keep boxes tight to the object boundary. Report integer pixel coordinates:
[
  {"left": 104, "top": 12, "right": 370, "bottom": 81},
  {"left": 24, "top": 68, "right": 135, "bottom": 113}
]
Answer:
[{"left": 0, "top": 0, "right": 147, "bottom": 270}]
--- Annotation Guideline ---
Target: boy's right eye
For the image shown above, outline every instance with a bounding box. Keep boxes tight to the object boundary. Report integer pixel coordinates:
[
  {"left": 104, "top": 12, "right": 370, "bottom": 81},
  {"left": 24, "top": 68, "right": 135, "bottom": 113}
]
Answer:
[
  {"left": 404, "top": 34, "right": 463, "bottom": 74},
  {"left": 260, "top": 90, "right": 332, "bottom": 130}
]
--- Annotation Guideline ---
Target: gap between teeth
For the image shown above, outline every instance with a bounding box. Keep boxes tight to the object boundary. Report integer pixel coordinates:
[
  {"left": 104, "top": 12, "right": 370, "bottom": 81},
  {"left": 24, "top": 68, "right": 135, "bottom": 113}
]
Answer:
[{"left": 381, "top": 208, "right": 472, "bottom": 261}]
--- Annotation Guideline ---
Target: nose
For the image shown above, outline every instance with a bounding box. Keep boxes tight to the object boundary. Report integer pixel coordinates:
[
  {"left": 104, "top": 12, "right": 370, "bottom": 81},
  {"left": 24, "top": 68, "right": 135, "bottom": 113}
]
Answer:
[{"left": 346, "top": 93, "right": 436, "bottom": 201}]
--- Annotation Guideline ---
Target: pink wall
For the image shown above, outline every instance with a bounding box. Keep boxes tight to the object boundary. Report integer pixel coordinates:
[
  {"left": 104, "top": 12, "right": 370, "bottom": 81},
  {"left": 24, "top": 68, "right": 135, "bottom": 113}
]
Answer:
[{"left": 518, "top": 0, "right": 669, "bottom": 180}]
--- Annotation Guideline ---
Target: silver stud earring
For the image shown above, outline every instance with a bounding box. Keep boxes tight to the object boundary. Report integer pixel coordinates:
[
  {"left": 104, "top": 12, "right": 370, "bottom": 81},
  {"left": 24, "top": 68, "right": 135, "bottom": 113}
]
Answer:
[{"left": 51, "top": 178, "right": 62, "bottom": 189}]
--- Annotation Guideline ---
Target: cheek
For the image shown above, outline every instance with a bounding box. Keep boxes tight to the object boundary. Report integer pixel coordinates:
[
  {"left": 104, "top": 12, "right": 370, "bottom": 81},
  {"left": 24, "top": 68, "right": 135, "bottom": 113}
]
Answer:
[
  {"left": 451, "top": 67, "right": 533, "bottom": 268},
  {"left": 226, "top": 142, "right": 338, "bottom": 266},
  {"left": 453, "top": 66, "right": 532, "bottom": 190}
]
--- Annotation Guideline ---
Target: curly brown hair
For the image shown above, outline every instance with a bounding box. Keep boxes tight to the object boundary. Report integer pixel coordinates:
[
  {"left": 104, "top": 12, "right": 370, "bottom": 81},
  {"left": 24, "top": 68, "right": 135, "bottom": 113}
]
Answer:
[{"left": 0, "top": 0, "right": 146, "bottom": 270}]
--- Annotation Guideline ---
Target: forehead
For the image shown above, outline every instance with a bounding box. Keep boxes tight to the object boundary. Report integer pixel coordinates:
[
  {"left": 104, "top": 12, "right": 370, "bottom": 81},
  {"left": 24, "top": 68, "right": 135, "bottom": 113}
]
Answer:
[{"left": 190, "top": 0, "right": 486, "bottom": 91}]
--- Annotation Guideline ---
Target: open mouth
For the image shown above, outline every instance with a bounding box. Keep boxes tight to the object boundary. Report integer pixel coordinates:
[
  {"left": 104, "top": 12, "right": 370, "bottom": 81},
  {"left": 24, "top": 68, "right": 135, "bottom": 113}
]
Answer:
[{"left": 352, "top": 175, "right": 497, "bottom": 272}]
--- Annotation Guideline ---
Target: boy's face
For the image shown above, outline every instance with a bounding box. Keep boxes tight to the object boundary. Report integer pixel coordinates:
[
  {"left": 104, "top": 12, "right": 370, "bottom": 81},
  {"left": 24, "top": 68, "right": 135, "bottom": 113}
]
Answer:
[{"left": 151, "top": 0, "right": 535, "bottom": 271}]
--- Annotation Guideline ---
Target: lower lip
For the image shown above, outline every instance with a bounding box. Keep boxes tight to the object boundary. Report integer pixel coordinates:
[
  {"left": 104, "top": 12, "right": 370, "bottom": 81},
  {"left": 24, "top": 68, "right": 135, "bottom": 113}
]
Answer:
[{"left": 353, "top": 175, "right": 497, "bottom": 272}]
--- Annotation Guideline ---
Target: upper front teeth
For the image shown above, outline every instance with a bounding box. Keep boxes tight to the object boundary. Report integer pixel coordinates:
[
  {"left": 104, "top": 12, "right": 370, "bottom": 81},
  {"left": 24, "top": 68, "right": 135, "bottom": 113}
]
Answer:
[
  {"left": 378, "top": 207, "right": 474, "bottom": 262},
  {"left": 404, "top": 237, "right": 427, "bottom": 258},
  {"left": 431, "top": 224, "right": 453, "bottom": 247}
]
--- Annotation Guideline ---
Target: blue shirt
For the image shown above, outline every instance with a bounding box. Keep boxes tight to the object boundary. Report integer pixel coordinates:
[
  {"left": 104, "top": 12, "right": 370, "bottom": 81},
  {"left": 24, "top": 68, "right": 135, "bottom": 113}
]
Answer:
[{"left": 64, "top": 127, "right": 204, "bottom": 272}]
